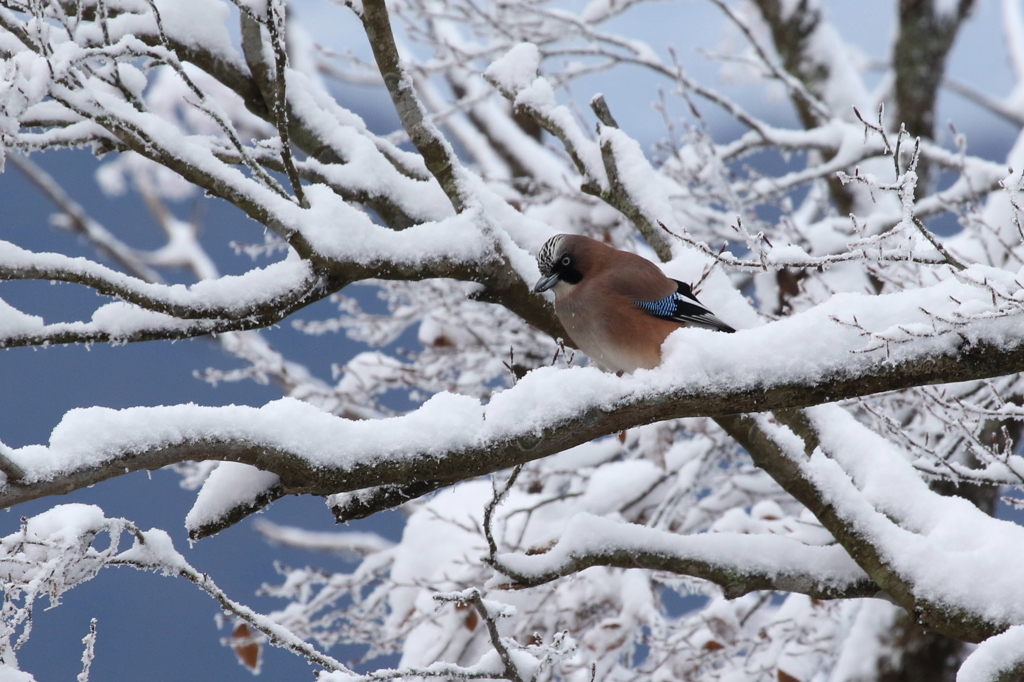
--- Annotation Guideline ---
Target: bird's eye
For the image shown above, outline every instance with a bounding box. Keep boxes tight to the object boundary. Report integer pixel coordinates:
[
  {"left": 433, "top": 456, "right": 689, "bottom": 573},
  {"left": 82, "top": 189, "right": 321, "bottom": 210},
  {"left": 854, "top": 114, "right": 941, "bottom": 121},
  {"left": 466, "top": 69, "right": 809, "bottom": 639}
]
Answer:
[{"left": 560, "top": 255, "right": 571, "bottom": 266}]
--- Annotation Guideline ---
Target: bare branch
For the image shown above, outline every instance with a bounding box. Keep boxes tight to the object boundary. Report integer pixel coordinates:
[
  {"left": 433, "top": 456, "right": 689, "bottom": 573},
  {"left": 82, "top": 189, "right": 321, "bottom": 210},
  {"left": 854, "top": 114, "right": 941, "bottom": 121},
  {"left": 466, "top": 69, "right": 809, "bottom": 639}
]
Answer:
[
  {"left": 943, "top": 77, "right": 1024, "bottom": 128},
  {"left": 265, "top": 0, "right": 307, "bottom": 206},
  {"left": 436, "top": 590, "right": 525, "bottom": 682}
]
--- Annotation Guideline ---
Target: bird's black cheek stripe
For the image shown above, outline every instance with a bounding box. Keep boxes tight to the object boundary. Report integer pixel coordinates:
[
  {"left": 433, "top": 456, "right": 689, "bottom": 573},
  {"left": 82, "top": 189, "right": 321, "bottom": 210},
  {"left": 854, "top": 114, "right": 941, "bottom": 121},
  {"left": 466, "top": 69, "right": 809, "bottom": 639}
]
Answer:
[{"left": 559, "top": 266, "right": 583, "bottom": 284}]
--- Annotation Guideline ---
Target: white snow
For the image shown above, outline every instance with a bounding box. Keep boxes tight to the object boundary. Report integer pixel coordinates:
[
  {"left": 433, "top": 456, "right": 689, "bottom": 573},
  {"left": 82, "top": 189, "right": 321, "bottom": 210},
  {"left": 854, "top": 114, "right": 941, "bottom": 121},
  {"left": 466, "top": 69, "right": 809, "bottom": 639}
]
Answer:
[
  {"left": 958, "top": 625, "right": 1024, "bottom": 682},
  {"left": 794, "top": 404, "right": 1024, "bottom": 625},
  {"left": 253, "top": 519, "right": 394, "bottom": 557},
  {"left": 495, "top": 512, "right": 867, "bottom": 589},
  {"left": 0, "top": 239, "right": 315, "bottom": 313},
  {"left": 5, "top": 0, "right": 1024, "bottom": 679},
  {"left": 0, "top": 298, "right": 44, "bottom": 336},
  {"left": 482, "top": 43, "right": 542, "bottom": 94},
  {"left": 7, "top": 270, "right": 1024, "bottom": 511},
  {"left": 185, "top": 462, "right": 280, "bottom": 533},
  {"left": 0, "top": 665, "right": 35, "bottom": 682}
]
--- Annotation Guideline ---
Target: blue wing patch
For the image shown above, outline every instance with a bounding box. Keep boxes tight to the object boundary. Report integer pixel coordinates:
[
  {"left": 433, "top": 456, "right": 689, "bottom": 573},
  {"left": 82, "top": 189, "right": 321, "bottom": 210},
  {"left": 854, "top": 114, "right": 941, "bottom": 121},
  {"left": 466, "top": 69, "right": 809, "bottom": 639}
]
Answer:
[
  {"left": 634, "top": 281, "right": 735, "bottom": 333},
  {"left": 635, "top": 297, "right": 682, "bottom": 318}
]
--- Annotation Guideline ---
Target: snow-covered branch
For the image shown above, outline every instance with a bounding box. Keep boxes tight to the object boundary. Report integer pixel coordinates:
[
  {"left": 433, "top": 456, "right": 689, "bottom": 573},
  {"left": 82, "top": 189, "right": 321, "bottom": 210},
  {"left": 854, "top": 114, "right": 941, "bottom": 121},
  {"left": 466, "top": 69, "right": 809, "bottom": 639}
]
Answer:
[
  {"left": 6, "top": 277, "right": 1024, "bottom": 528},
  {"left": 721, "top": 405, "right": 1024, "bottom": 644},
  {"left": 0, "top": 503, "right": 356, "bottom": 675},
  {"left": 958, "top": 625, "right": 1024, "bottom": 682},
  {"left": 0, "top": 241, "right": 317, "bottom": 319},
  {"left": 492, "top": 513, "right": 877, "bottom": 600}
]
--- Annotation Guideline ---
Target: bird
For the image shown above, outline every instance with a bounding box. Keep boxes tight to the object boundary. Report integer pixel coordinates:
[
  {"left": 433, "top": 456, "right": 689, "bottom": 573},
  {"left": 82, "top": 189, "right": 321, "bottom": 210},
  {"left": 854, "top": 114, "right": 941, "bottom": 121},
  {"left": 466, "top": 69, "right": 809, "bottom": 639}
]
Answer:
[{"left": 534, "top": 234, "right": 735, "bottom": 373}]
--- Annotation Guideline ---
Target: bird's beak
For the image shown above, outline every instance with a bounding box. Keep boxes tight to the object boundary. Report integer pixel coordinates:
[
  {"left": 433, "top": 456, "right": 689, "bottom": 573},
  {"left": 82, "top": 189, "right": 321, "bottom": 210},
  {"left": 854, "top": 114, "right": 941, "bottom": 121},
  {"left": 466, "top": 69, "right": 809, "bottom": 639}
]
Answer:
[{"left": 533, "top": 273, "right": 560, "bottom": 293}]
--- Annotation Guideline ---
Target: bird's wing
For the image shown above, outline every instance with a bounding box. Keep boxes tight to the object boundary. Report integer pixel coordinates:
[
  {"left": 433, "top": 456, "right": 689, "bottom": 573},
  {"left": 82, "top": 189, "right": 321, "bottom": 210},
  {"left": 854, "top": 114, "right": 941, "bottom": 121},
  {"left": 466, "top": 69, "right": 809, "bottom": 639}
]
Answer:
[{"left": 633, "top": 280, "right": 736, "bottom": 333}]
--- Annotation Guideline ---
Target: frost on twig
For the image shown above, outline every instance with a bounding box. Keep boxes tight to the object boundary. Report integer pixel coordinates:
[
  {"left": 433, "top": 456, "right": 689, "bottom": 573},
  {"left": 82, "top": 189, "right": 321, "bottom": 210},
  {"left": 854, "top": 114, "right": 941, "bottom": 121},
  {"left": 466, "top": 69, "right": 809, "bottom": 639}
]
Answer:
[
  {"left": 77, "top": 619, "right": 97, "bottom": 682},
  {"left": 0, "top": 504, "right": 353, "bottom": 675}
]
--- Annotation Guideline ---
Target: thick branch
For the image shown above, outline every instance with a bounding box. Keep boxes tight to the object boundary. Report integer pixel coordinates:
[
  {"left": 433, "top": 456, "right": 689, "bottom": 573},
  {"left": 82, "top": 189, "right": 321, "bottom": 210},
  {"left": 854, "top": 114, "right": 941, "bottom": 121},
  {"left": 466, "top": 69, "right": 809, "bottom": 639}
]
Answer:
[
  {"left": 717, "top": 411, "right": 907, "bottom": 593},
  {"left": 893, "top": 0, "right": 975, "bottom": 195},
  {"left": 749, "top": 0, "right": 861, "bottom": 213},
  {"left": 6, "top": 305, "right": 1024, "bottom": 513},
  {"left": 894, "top": 1, "right": 973, "bottom": 141},
  {"left": 718, "top": 408, "right": 1012, "bottom": 643},
  {"left": 329, "top": 480, "right": 448, "bottom": 523},
  {"left": 360, "top": 0, "right": 470, "bottom": 212},
  {"left": 0, "top": 236, "right": 564, "bottom": 348}
]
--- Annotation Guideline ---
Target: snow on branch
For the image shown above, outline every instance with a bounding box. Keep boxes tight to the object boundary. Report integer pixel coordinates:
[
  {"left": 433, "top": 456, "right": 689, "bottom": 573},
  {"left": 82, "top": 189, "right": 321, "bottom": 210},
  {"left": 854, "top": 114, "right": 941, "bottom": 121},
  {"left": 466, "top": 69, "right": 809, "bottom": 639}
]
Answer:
[
  {"left": 0, "top": 241, "right": 318, "bottom": 319},
  {"left": 0, "top": 502, "right": 358, "bottom": 674},
  {"left": 254, "top": 519, "right": 394, "bottom": 557},
  {"left": 483, "top": 42, "right": 1009, "bottom": 276},
  {"left": 3, "top": 2, "right": 449, "bottom": 258},
  {"left": 6, "top": 0, "right": 1024, "bottom": 677},
  {"left": 803, "top": 405, "right": 1024, "bottom": 635},
  {"left": 359, "top": 0, "right": 474, "bottom": 213},
  {"left": 5, "top": 273, "right": 1024, "bottom": 532},
  {"left": 722, "top": 405, "right": 1024, "bottom": 644},
  {"left": 483, "top": 42, "right": 606, "bottom": 190},
  {"left": 490, "top": 512, "right": 876, "bottom": 600},
  {"left": 957, "top": 625, "right": 1024, "bottom": 682},
  {"left": 0, "top": 282, "right": 332, "bottom": 348}
]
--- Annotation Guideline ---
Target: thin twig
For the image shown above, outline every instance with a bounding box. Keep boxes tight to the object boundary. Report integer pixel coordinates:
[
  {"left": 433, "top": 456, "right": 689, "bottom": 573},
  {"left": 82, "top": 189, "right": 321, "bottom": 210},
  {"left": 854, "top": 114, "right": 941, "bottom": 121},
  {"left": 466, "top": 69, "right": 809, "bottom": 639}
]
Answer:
[
  {"left": 484, "top": 465, "right": 524, "bottom": 560},
  {"left": 266, "top": 0, "right": 308, "bottom": 207},
  {"left": 708, "top": 0, "right": 830, "bottom": 124},
  {"left": 435, "top": 589, "right": 524, "bottom": 682}
]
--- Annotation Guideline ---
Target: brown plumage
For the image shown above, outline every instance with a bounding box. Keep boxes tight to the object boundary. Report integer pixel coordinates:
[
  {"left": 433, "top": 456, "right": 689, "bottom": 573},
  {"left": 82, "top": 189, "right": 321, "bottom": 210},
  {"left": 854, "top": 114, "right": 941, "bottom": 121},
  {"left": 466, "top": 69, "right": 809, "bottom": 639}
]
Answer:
[{"left": 534, "top": 234, "right": 734, "bottom": 373}]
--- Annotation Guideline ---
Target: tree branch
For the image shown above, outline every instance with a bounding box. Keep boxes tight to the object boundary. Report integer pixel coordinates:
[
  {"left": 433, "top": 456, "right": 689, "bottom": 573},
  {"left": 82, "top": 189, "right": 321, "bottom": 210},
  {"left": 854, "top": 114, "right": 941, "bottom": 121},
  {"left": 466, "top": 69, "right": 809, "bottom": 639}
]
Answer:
[
  {"left": 718, "top": 407, "right": 1016, "bottom": 643},
  {"left": 893, "top": 0, "right": 974, "bottom": 194},
  {"left": 0, "top": 276, "right": 335, "bottom": 349},
  {"left": 8, "top": 155, "right": 163, "bottom": 283},
  {"left": 116, "top": 526, "right": 354, "bottom": 674},
  {"left": 489, "top": 513, "right": 879, "bottom": 600},
  {"left": 435, "top": 589, "right": 525, "bottom": 682},
  {"left": 6, "top": 299, "right": 1024, "bottom": 516},
  {"left": 263, "top": 0, "right": 307, "bottom": 207},
  {"left": 0, "top": 244, "right": 319, "bottom": 321},
  {"left": 359, "top": 0, "right": 471, "bottom": 212},
  {"left": 748, "top": 0, "right": 864, "bottom": 213},
  {"left": 958, "top": 625, "right": 1024, "bottom": 682}
]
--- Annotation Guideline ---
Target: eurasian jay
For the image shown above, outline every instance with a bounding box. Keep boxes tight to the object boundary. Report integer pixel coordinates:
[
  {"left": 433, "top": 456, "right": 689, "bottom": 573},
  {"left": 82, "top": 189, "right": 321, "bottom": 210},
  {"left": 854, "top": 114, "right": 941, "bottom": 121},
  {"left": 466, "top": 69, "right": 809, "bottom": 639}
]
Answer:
[{"left": 534, "top": 234, "right": 735, "bottom": 373}]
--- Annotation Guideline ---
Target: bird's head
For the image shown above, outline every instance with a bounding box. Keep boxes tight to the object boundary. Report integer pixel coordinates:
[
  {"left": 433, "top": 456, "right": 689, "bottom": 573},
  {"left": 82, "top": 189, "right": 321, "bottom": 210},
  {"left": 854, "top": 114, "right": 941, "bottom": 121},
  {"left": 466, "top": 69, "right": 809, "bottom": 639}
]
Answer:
[{"left": 534, "top": 234, "right": 586, "bottom": 293}]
